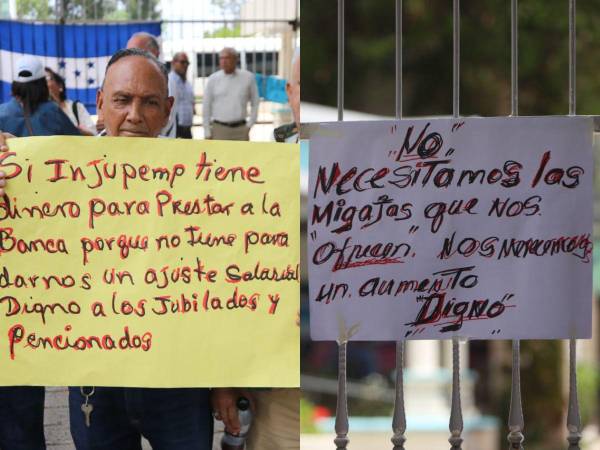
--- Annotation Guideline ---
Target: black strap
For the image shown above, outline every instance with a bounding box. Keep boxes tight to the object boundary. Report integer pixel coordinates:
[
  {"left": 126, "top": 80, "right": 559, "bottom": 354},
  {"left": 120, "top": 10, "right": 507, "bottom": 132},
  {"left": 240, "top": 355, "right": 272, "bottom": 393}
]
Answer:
[
  {"left": 213, "top": 119, "right": 246, "bottom": 128},
  {"left": 71, "top": 100, "right": 80, "bottom": 125},
  {"left": 164, "top": 117, "right": 175, "bottom": 137}
]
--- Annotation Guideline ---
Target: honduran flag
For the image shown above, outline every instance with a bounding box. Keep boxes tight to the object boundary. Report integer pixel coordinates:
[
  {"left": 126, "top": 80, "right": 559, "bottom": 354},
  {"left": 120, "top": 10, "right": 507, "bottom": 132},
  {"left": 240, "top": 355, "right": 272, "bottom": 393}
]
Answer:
[{"left": 0, "top": 20, "right": 162, "bottom": 113}]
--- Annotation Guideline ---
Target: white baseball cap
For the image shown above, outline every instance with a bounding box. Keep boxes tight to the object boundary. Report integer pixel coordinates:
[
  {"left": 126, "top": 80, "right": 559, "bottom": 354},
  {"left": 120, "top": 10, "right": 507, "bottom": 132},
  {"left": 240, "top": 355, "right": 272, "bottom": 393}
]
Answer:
[{"left": 14, "top": 55, "right": 45, "bottom": 83}]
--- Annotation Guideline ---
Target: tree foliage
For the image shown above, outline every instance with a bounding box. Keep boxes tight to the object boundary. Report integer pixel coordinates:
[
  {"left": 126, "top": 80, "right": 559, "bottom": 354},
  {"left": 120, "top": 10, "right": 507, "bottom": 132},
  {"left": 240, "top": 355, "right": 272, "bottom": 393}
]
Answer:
[
  {"left": 125, "top": 0, "right": 159, "bottom": 20},
  {"left": 211, "top": 0, "right": 245, "bottom": 19},
  {"left": 302, "top": 0, "right": 600, "bottom": 116},
  {"left": 204, "top": 24, "right": 242, "bottom": 38},
  {"left": 16, "top": 0, "right": 159, "bottom": 20},
  {"left": 16, "top": 0, "right": 53, "bottom": 19}
]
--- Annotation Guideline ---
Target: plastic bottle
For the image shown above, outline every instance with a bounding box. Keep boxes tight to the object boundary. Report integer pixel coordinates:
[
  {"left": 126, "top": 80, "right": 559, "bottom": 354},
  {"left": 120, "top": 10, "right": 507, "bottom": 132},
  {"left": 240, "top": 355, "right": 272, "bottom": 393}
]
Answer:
[{"left": 221, "top": 396, "right": 253, "bottom": 450}]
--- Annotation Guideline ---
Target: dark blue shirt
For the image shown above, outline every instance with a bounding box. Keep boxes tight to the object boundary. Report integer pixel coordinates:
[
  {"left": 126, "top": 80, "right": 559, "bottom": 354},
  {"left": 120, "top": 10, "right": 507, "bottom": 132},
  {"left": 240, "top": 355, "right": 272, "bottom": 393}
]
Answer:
[{"left": 0, "top": 98, "right": 80, "bottom": 137}]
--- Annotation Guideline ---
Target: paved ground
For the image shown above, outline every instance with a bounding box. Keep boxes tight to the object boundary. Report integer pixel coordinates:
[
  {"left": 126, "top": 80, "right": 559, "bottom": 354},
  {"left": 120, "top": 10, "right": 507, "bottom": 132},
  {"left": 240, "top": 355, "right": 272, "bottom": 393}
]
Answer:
[
  {"left": 44, "top": 388, "right": 73, "bottom": 450},
  {"left": 44, "top": 387, "right": 223, "bottom": 450}
]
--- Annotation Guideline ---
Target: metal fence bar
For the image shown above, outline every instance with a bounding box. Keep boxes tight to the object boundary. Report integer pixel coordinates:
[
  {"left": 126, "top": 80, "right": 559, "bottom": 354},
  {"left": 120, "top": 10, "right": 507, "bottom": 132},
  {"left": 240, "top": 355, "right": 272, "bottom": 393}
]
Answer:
[
  {"left": 449, "top": 2, "right": 464, "bottom": 449},
  {"left": 567, "top": 339, "right": 582, "bottom": 449},
  {"left": 163, "top": 19, "right": 295, "bottom": 23},
  {"left": 507, "top": 3, "right": 526, "bottom": 448},
  {"left": 566, "top": 1, "right": 581, "bottom": 447},
  {"left": 337, "top": 0, "right": 345, "bottom": 121},
  {"left": 335, "top": 341, "right": 350, "bottom": 450},
  {"left": 12, "top": 18, "right": 295, "bottom": 24},
  {"left": 392, "top": 2, "right": 406, "bottom": 449},
  {"left": 508, "top": 341, "right": 525, "bottom": 449},
  {"left": 511, "top": 0, "right": 518, "bottom": 116},
  {"left": 452, "top": 0, "right": 460, "bottom": 118},
  {"left": 392, "top": 342, "right": 407, "bottom": 449},
  {"left": 449, "top": 337, "right": 464, "bottom": 449},
  {"left": 568, "top": 0, "right": 576, "bottom": 115},
  {"left": 392, "top": 1, "right": 406, "bottom": 447},
  {"left": 335, "top": 2, "right": 348, "bottom": 449},
  {"left": 395, "top": 0, "right": 402, "bottom": 119}
]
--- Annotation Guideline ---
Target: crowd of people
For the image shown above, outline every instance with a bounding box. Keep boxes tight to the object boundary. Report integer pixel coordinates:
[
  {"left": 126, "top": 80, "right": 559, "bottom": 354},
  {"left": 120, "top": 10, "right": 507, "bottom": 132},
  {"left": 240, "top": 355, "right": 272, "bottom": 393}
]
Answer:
[{"left": 0, "top": 30, "right": 300, "bottom": 450}]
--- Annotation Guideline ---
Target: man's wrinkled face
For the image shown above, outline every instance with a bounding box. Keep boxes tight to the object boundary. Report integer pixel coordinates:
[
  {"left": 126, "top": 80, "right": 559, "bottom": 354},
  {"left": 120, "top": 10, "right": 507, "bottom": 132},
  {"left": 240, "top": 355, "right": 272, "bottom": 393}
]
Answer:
[
  {"left": 97, "top": 56, "right": 173, "bottom": 137},
  {"left": 219, "top": 51, "right": 237, "bottom": 74}
]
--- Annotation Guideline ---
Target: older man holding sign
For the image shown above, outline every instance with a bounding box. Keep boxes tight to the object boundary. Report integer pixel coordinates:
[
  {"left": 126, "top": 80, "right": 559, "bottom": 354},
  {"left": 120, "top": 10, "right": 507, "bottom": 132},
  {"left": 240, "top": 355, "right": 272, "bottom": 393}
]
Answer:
[{"left": 0, "top": 47, "right": 299, "bottom": 449}]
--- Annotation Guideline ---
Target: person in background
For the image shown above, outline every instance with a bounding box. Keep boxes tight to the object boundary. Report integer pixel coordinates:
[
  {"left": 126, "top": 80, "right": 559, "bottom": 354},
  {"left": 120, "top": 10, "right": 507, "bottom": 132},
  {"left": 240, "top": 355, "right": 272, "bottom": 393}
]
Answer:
[
  {"left": 169, "top": 52, "right": 195, "bottom": 138},
  {"left": 275, "top": 48, "right": 300, "bottom": 143},
  {"left": 45, "top": 67, "right": 96, "bottom": 136},
  {"left": 126, "top": 31, "right": 160, "bottom": 57},
  {"left": 0, "top": 54, "right": 80, "bottom": 450},
  {"left": 202, "top": 47, "right": 259, "bottom": 141},
  {"left": 212, "top": 49, "right": 302, "bottom": 450}
]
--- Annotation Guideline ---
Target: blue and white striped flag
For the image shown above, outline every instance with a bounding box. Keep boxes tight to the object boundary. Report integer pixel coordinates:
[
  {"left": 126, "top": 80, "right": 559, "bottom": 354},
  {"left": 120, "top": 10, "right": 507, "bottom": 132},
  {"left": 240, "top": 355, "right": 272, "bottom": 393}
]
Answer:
[{"left": 0, "top": 20, "right": 162, "bottom": 113}]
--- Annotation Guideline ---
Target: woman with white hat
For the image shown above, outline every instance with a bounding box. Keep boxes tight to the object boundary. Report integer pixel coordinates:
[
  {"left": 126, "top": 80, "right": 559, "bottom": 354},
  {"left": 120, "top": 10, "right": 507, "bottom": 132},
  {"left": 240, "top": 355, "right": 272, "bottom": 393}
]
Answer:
[
  {"left": 0, "top": 55, "right": 80, "bottom": 137},
  {"left": 0, "top": 54, "right": 80, "bottom": 450}
]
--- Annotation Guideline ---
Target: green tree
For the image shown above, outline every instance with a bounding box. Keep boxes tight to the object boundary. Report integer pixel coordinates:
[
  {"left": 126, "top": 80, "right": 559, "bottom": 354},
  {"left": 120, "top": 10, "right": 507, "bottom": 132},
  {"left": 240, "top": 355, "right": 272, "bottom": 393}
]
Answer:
[
  {"left": 302, "top": 0, "right": 600, "bottom": 116},
  {"left": 125, "top": 0, "right": 159, "bottom": 20},
  {"left": 211, "top": 0, "right": 246, "bottom": 19},
  {"left": 60, "top": 0, "right": 118, "bottom": 20},
  {"left": 16, "top": 0, "right": 53, "bottom": 19},
  {"left": 204, "top": 24, "right": 242, "bottom": 38},
  {"left": 16, "top": 0, "right": 159, "bottom": 20},
  {"left": 210, "top": 0, "right": 246, "bottom": 34}
]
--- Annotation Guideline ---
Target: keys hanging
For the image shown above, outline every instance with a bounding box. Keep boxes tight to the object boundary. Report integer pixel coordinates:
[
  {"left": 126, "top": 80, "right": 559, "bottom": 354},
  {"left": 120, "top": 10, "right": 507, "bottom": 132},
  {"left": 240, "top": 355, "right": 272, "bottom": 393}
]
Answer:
[{"left": 80, "top": 386, "right": 95, "bottom": 428}]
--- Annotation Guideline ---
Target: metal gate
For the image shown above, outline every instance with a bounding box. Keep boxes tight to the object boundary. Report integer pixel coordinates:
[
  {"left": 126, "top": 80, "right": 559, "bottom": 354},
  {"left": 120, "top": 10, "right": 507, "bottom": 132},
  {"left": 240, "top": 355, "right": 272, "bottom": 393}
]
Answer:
[{"left": 326, "top": 1, "right": 585, "bottom": 449}]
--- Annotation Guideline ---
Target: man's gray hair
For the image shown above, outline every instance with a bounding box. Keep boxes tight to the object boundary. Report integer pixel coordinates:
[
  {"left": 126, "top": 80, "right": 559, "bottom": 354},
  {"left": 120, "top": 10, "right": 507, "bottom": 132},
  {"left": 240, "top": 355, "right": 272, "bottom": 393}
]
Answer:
[
  {"left": 220, "top": 47, "right": 238, "bottom": 59},
  {"left": 130, "top": 31, "right": 160, "bottom": 55},
  {"left": 102, "top": 48, "right": 169, "bottom": 94},
  {"left": 172, "top": 51, "right": 188, "bottom": 61}
]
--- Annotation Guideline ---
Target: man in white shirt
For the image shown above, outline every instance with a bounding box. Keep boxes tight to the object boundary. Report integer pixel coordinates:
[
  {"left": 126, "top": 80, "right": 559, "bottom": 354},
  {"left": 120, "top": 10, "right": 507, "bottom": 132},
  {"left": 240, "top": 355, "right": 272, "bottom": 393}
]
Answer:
[
  {"left": 203, "top": 47, "right": 259, "bottom": 141},
  {"left": 169, "top": 52, "right": 195, "bottom": 139}
]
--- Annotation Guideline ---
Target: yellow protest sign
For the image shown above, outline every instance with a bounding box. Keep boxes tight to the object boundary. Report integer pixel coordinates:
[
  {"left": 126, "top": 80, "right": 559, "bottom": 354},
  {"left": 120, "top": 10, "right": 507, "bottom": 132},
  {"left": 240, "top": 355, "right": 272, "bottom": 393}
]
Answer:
[{"left": 0, "top": 136, "right": 299, "bottom": 387}]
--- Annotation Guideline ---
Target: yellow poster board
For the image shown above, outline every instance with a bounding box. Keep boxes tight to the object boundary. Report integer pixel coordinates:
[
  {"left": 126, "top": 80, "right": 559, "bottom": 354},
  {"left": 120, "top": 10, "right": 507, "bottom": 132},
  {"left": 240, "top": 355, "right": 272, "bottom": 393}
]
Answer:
[{"left": 0, "top": 136, "right": 299, "bottom": 387}]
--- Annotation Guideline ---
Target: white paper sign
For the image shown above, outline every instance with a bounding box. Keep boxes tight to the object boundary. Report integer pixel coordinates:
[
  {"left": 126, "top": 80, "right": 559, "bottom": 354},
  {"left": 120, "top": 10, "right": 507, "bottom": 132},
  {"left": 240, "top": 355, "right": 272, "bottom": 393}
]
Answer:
[{"left": 308, "top": 117, "right": 593, "bottom": 341}]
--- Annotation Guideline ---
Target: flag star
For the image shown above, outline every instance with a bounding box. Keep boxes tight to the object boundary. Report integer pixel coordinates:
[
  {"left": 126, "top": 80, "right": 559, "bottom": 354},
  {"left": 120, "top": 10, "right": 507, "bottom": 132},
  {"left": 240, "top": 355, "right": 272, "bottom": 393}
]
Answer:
[
  {"left": 87, "top": 61, "right": 94, "bottom": 68},
  {"left": 87, "top": 78, "right": 94, "bottom": 85},
  {"left": 58, "top": 60, "right": 66, "bottom": 69},
  {"left": 74, "top": 70, "right": 81, "bottom": 77}
]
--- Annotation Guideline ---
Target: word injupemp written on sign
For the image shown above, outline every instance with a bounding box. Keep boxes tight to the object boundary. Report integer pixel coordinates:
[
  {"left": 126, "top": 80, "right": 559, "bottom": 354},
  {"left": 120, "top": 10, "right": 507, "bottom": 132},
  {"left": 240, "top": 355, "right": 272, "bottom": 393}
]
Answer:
[
  {"left": 0, "top": 136, "right": 299, "bottom": 387},
  {"left": 308, "top": 117, "right": 593, "bottom": 341}
]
